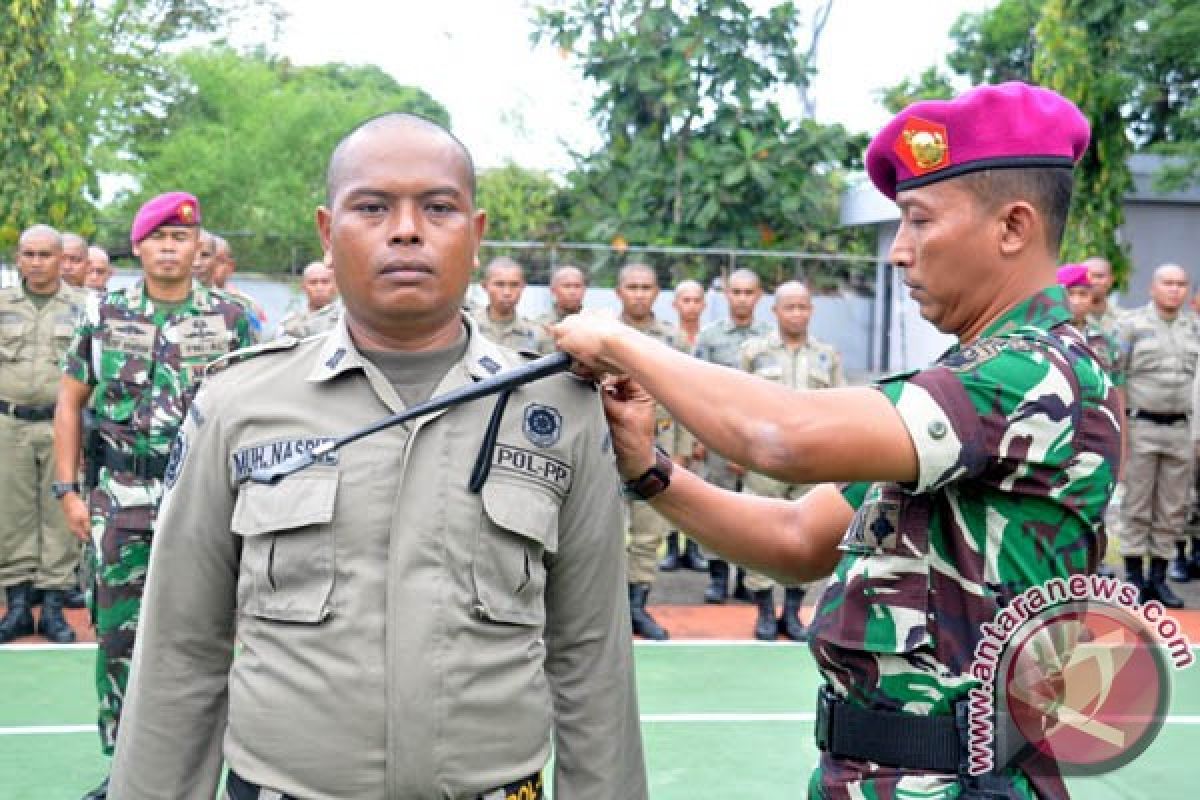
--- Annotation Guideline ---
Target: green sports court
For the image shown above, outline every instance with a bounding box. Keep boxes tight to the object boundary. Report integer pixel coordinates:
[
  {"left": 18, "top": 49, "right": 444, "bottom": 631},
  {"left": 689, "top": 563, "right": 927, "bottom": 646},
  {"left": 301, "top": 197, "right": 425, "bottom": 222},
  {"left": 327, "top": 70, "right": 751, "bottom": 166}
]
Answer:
[{"left": 2, "top": 638, "right": 1196, "bottom": 799}]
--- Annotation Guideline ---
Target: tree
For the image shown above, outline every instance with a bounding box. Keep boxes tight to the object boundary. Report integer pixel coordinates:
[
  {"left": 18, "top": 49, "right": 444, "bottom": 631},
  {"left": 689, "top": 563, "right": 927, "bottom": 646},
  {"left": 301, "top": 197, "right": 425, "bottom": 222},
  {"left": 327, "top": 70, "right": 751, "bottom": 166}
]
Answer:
[
  {"left": 532, "top": 0, "right": 865, "bottom": 285},
  {"left": 0, "top": 0, "right": 92, "bottom": 247},
  {"left": 476, "top": 163, "right": 564, "bottom": 242},
  {"left": 99, "top": 47, "right": 450, "bottom": 272}
]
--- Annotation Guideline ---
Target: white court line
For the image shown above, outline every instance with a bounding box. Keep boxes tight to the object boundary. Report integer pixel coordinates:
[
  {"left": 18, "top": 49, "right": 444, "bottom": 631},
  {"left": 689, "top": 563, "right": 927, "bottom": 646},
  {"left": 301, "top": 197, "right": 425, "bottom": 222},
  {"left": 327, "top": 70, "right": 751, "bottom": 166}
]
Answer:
[
  {"left": 4, "top": 640, "right": 1200, "bottom": 651},
  {"left": 7, "top": 715, "right": 1200, "bottom": 736}
]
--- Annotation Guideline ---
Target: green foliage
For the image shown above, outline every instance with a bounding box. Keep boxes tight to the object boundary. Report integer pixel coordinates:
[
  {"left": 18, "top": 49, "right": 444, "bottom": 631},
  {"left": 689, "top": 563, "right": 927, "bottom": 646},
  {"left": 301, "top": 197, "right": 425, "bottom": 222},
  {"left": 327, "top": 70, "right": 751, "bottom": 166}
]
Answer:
[
  {"left": 100, "top": 47, "right": 450, "bottom": 272},
  {"left": 0, "top": 0, "right": 92, "bottom": 247},
  {"left": 1034, "top": 0, "right": 1133, "bottom": 282},
  {"left": 878, "top": 67, "right": 955, "bottom": 114},
  {"left": 947, "top": 0, "right": 1042, "bottom": 85},
  {"left": 532, "top": 0, "right": 867, "bottom": 286},
  {"left": 476, "top": 164, "right": 564, "bottom": 242}
]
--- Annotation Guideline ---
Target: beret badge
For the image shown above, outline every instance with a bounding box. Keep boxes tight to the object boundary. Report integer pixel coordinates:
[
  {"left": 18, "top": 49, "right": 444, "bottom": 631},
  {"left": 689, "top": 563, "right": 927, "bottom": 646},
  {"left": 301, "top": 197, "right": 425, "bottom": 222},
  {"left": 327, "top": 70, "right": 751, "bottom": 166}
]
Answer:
[
  {"left": 179, "top": 202, "right": 195, "bottom": 223},
  {"left": 894, "top": 117, "right": 949, "bottom": 176}
]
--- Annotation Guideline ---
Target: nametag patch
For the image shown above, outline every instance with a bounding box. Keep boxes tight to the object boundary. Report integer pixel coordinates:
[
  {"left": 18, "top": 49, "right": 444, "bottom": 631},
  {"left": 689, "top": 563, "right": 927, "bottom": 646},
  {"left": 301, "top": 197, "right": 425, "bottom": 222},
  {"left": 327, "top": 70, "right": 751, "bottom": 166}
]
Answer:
[
  {"left": 492, "top": 443, "right": 573, "bottom": 493},
  {"left": 230, "top": 437, "right": 338, "bottom": 483},
  {"left": 177, "top": 315, "right": 230, "bottom": 359},
  {"left": 103, "top": 320, "right": 156, "bottom": 358}
]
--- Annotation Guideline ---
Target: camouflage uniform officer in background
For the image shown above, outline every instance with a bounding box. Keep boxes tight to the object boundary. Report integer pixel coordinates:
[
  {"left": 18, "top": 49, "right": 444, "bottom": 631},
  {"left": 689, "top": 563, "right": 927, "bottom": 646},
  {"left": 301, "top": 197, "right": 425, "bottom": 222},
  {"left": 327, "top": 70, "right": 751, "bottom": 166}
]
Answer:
[
  {"left": 553, "top": 82, "right": 1116, "bottom": 799},
  {"left": 470, "top": 256, "right": 540, "bottom": 351},
  {"left": 0, "top": 225, "right": 88, "bottom": 644},
  {"left": 691, "top": 268, "right": 769, "bottom": 603},
  {"left": 737, "top": 281, "right": 844, "bottom": 641},
  {"left": 279, "top": 260, "right": 341, "bottom": 338},
  {"left": 53, "top": 192, "right": 255, "bottom": 800}
]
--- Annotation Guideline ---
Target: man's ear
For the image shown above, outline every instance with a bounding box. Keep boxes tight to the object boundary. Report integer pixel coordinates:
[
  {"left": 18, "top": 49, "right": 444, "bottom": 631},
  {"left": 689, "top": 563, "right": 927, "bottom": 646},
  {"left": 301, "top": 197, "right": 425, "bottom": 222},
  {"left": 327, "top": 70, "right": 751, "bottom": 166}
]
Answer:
[
  {"left": 316, "top": 207, "right": 332, "bottom": 254},
  {"left": 997, "top": 200, "right": 1039, "bottom": 258}
]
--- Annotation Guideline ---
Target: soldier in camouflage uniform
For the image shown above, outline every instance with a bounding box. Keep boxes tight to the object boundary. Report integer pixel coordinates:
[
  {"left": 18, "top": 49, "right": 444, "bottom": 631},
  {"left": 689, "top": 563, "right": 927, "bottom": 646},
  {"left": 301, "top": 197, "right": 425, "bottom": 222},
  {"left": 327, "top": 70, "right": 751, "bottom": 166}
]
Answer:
[
  {"left": 553, "top": 82, "right": 1115, "bottom": 799},
  {"left": 1085, "top": 256, "right": 1123, "bottom": 339},
  {"left": 53, "top": 193, "right": 255, "bottom": 800},
  {"left": 738, "top": 282, "right": 844, "bottom": 641},
  {"left": 615, "top": 263, "right": 687, "bottom": 640},
  {"left": 0, "top": 225, "right": 88, "bottom": 644},
  {"left": 533, "top": 265, "right": 587, "bottom": 354},
  {"left": 692, "top": 268, "right": 769, "bottom": 603},
  {"left": 279, "top": 261, "right": 340, "bottom": 338},
  {"left": 470, "top": 256, "right": 540, "bottom": 351}
]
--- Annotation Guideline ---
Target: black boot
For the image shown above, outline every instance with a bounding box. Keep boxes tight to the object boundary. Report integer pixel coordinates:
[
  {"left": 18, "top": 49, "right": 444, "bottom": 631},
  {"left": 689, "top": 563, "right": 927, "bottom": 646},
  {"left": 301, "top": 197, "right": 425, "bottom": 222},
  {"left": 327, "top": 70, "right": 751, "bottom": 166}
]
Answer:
[
  {"left": 704, "top": 560, "right": 729, "bottom": 604},
  {"left": 1126, "top": 556, "right": 1149, "bottom": 603},
  {"left": 0, "top": 582, "right": 35, "bottom": 643},
  {"left": 753, "top": 589, "right": 777, "bottom": 640},
  {"left": 1189, "top": 537, "right": 1200, "bottom": 580},
  {"left": 680, "top": 538, "right": 708, "bottom": 571},
  {"left": 732, "top": 568, "right": 753, "bottom": 603},
  {"left": 658, "top": 532, "right": 680, "bottom": 571},
  {"left": 779, "top": 588, "right": 807, "bottom": 642},
  {"left": 36, "top": 590, "right": 77, "bottom": 643},
  {"left": 1169, "top": 542, "right": 1191, "bottom": 582},
  {"left": 64, "top": 587, "right": 87, "bottom": 609},
  {"left": 1149, "top": 558, "right": 1185, "bottom": 609},
  {"left": 629, "top": 583, "right": 669, "bottom": 641},
  {"left": 81, "top": 775, "right": 109, "bottom": 799}
]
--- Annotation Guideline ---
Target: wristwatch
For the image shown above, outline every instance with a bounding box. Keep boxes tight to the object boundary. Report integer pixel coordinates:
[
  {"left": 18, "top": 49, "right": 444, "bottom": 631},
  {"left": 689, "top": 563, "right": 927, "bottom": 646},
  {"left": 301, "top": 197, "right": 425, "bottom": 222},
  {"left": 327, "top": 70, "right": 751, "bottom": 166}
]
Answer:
[
  {"left": 622, "top": 445, "right": 674, "bottom": 501},
  {"left": 51, "top": 481, "right": 81, "bottom": 500}
]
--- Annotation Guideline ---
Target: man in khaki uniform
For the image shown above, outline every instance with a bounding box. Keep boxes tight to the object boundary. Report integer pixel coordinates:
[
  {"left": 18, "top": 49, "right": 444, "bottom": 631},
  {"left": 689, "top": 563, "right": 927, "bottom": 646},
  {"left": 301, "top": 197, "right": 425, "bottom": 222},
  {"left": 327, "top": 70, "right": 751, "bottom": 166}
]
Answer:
[
  {"left": 533, "top": 265, "right": 587, "bottom": 354},
  {"left": 110, "top": 113, "right": 646, "bottom": 800},
  {"left": 1086, "top": 255, "right": 1122, "bottom": 338},
  {"left": 658, "top": 279, "right": 708, "bottom": 572},
  {"left": 61, "top": 232, "right": 89, "bottom": 289},
  {"left": 615, "top": 263, "right": 686, "bottom": 640},
  {"left": 0, "top": 225, "right": 87, "bottom": 644},
  {"left": 738, "top": 282, "right": 844, "bottom": 641},
  {"left": 1118, "top": 263, "right": 1199, "bottom": 608},
  {"left": 279, "top": 261, "right": 340, "bottom": 338},
  {"left": 692, "top": 268, "right": 769, "bottom": 603},
  {"left": 85, "top": 246, "right": 113, "bottom": 293},
  {"left": 471, "top": 256, "right": 540, "bottom": 351}
]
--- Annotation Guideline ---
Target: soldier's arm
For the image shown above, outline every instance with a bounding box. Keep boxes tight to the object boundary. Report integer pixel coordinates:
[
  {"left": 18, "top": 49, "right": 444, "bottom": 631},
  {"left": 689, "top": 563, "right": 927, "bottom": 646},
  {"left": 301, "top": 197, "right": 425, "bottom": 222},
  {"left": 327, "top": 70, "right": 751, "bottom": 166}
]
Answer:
[
  {"left": 52, "top": 376, "right": 94, "bottom": 540},
  {"left": 110, "top": 388, "right": 237, "bottom": 800},
  {"left": 544, "top": 393, "right": 648, "bottom": 800}
]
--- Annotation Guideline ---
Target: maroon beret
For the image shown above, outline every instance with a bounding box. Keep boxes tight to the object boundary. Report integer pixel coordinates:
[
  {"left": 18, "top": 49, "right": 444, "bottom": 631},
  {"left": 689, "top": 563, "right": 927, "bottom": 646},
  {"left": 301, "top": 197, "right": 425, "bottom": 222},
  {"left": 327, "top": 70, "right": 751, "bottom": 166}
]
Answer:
[
  {"left": 131, "top": 192, "right": 201, "bottom": 244},
  {"left": 866, "top": 82, "right": 1090, "bottom": 200},
  {"left": 1056, "top": 263, "right": 1091, "bottom": 288}
]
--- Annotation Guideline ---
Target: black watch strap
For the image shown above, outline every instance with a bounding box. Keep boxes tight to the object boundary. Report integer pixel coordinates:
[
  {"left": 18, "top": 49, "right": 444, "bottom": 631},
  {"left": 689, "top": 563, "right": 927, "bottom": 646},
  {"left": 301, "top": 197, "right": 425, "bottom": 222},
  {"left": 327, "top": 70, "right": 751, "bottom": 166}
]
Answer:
[
  {"left": 51, "top": 481, "right": 81, "bottom": 500},
  {"left": 623, "top": 445, "right": 673, "bottom": 501}
]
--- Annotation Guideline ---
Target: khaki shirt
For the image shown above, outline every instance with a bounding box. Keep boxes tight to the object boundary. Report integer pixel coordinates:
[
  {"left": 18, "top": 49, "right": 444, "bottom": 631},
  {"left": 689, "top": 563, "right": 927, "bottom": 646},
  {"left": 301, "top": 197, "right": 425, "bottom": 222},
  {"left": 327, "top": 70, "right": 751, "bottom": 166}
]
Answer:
[
  {"left": 532, "top": 306, "right": 572, "bottom": 355},
  {"left": 279, "top": 300, "right": 341, "bottom": 339},
  {"left": 1118, "top": 303, "right": 1200, "bottom": 414},
  {"left": 469, "top": 306, "right": 541, "bottom": 352},
  {"left": 738, "top": 331, "right": 844, "bottom": 497},
  {"left": 623, "top": 313, "right": 686, "bottom": 451},
  {"left": 0, "top": 282, "right": 86, "bottom": 406},
  {"left": 693, "top": 318, "right": 771, "bottom": 486},
  {"left": 111, "top": 314, "right": 646, "bottom": 800}
]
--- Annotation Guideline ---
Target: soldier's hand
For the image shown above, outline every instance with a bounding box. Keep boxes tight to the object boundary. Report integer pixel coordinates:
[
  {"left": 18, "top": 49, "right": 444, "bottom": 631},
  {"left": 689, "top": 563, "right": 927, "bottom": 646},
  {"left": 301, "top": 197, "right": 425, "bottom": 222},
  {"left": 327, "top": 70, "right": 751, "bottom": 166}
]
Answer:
[
  {"left": 599, "top": 376, "right": 659, "bottom": 481},
  {"left": 728, "top": 462, "right": 746, "bottom": 477},
  {"left": 550, "top": 312, "right": 630, "bottom": 380},
  {"left": 61, "top": 493, "right": 91, "bottom": 542}
]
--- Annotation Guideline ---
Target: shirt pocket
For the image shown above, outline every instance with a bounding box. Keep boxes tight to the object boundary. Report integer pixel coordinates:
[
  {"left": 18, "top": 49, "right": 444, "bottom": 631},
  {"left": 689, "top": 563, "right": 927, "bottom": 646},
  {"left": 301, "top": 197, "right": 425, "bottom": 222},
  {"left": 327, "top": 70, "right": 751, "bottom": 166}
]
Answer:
[
  {"left": 0, "top": 316, "right": 28, "bottom": 360},
  {"left": 232, "top": 469, "right": 339, "bottom": 623},
  {"left": 473, "top": 480, "right": 560, "bottom": 626}
]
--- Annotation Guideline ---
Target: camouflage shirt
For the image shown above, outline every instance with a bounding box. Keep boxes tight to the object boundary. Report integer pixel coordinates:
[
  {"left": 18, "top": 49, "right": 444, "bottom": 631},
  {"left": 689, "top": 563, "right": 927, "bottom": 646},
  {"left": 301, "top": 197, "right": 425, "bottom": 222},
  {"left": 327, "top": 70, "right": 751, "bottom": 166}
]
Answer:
[
  {"left": 810, "top": 287, "right": 1120, "bottom": 799},
  {"left": 1087, "top": 302, "right": 1123, "bottom": 341},
  {"left": 469, "top": 307, "right": 541, "bottom": 352},
  {"left": 63, "top": 282, "right": 255, "bottom": 503}
]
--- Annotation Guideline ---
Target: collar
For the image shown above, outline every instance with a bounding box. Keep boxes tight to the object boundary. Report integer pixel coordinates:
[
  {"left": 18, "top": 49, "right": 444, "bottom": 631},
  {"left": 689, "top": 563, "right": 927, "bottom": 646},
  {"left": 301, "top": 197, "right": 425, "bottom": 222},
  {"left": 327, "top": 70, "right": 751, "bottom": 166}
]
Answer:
[{"left": 978, "top": 285, "right": 1072, "bottom": 340}]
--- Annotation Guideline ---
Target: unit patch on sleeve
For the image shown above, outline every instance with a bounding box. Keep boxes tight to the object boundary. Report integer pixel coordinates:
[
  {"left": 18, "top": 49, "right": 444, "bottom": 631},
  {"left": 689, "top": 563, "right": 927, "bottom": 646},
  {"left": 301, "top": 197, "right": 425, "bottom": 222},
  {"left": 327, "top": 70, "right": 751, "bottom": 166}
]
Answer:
[
  {"left": 523, "top": 403, "right": 563, "bottom": 448},
  {"left": 492, "top": 443, "right": 573, "bottom": 494}
]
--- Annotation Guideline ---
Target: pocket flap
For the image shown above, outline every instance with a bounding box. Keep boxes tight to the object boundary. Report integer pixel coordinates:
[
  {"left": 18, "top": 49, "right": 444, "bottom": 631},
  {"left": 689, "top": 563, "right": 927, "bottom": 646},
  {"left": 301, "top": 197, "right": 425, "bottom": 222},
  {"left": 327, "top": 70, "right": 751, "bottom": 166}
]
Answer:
[
  {"left": 232, "top": 470, "right": 339, "bottom": 536},
  {"left": 481, "top": 480, "right": 559, "bottom": 554}
]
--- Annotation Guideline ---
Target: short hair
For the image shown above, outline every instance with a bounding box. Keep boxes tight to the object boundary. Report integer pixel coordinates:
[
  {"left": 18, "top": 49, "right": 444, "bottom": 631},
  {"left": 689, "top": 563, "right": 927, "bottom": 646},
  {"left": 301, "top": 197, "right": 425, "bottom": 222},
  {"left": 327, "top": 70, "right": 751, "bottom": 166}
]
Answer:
[
  {"left": 674, "top": 279, "right": 704, "bottom": 295},
  {"left": 18, "top": 224, "right": 62, "bottom": 248},
  {"left": 727, "top": 268, "right": 761, "bottom": 289},
  {"left": 484, "top": 256, "right": 524, "bottom": 282},
  {"left": 550, "top": 265, "right": 586, "bottom": 286},
  {"left": 617, "top": 262, "right": 658, "bottom": 288},
  {"left": 326, "top": 112, "right": 476, "bottom": 203},
  {"left": 774, "top": 281, "right": 810, "bottom": 302},
  {"left": 60, "top": 232, "right": 87, "bottom": 250},
  {"left": 958, "top": 167, "right": 1074, "bottom": 252},
  {"left": 302, "top": 261, "right": 331, "bottom": 279}
]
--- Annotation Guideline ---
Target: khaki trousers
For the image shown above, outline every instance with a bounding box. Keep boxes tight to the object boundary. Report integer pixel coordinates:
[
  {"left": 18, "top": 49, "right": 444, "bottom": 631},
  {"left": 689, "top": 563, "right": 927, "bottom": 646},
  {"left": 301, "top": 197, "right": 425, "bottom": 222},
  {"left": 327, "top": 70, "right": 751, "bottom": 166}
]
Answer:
[
  {"left": 626, "top": 499, "right": 670, "bottom": 585},
  {"left": 742, "top": 478, "right": 810, "bottom": 592},
  {"left": 1120, "top": 417, "right": 1194, "bottom": 560},
  {"left": 0, "top": 415, "right": 78, "bottom": 589}
]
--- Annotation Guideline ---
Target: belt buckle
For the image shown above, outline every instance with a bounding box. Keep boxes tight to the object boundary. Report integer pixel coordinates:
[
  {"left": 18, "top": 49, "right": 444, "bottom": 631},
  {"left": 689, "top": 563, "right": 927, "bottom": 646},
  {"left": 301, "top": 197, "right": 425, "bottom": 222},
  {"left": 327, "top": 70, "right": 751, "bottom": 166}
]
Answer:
[{"left": 814, "top": 685, "right": 835, "bottom": 752}]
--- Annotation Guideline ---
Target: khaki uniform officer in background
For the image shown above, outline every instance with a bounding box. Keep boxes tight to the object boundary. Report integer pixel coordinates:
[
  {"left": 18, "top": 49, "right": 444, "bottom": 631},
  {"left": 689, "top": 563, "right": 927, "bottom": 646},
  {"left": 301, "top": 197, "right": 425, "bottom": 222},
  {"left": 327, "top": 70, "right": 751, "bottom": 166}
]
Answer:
[
  {"left": 110, "top": 112, "right": 647, "bottom": 800},
  {"left": 470, "top": 256, "right": 541, "bottom": 351},
  {"left": 0, "top": 225, "right": 88, "bottom": 644},
  {"left": 534, "top": 264, "right": 587, "bottom": 354},
  {"left": 279, "top": 260, "right": 341, "bottom": 338},
  {"left": 1118, "top": 263, "right": 1199, "bottom": 608},
  {"left": 737, "top": 281, "right": 843, "bottom": 641}
]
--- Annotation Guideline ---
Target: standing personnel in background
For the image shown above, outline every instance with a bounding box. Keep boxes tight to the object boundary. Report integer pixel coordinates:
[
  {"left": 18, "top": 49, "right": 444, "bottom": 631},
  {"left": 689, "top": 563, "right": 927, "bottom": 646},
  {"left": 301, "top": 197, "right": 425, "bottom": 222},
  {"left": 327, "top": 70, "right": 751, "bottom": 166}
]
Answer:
[
  {"left": 110, "top": 112, "right": 646, "bottom": 800},
  {"left": 1085, "top": 256, "right": 1122, "bottom": 339},
  {"left": 658, "top": 279, "right": 708, "bottom": 572},
  {"left": 61, "top": 233, "right": 89, "bottom": 289},
  {"left": 553, "top": 82, "right": 1117, "bottom": 799},
  {"left": 692, "top": 268, "right": 768, "bottom": 603},
  {"left": 471, "top": 256, "right": 540, "bottom": 351},
  {"left": 53, "top": 193, "right": 255, "bottom": 800},
  {"left": 279, "top": 260, "right": 340, "bottom": 338},
  {"left": 211, "top": 235, "right": 266, "bottom": 339},
  {"left": 1118, "top": 263, "right": 1198, "bottom": 606},
  {"left": 534, "top": 265, "right": 587, "bottom": 354},
  {"left": 0, "top": 225, "right": 88, "bottom": 644},
  {"left": 737, "top": 281, "right": 843, "bottom": 641},
  {"left": 85, "top": 247, "right": 113, "bottom": 293}
]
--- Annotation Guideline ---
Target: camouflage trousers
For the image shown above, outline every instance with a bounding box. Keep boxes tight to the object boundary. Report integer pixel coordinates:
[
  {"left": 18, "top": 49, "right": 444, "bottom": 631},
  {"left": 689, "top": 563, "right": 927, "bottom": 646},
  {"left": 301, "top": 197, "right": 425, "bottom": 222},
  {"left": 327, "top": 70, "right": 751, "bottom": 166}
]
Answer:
[
  {"left": 90, "top": 485, "right": 158, "bottom": 755},
  {"left": 807, "top": 760, "right": 1039, "bottom": 799}
]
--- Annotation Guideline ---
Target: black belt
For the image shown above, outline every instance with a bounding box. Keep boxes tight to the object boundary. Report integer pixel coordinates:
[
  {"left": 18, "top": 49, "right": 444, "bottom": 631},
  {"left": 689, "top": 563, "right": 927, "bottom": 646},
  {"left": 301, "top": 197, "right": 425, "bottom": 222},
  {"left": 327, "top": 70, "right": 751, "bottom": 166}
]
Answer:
[
  {"left": 0, "top": 399, "right": 56, "bottom": 421},
  {"left": 814, "top": 686, "right": 961, "bottom": 772},
  {"left": 97, "top": 439, "right": 172, "bottom": 481},
  {"left": 226, "top": 769, "right": 543, "bottom": 800},
  {"left": 1127, "top": 409, "right": 1189, "bottom": 425}
]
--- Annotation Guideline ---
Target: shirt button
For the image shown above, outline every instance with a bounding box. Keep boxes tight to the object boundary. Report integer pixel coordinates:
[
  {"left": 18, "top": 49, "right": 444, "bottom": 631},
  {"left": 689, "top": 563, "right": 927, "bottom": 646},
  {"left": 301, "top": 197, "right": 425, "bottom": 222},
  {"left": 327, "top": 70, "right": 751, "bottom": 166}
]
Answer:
[{"left": 928, "top": 420, "right": 948, "bottom": 440}]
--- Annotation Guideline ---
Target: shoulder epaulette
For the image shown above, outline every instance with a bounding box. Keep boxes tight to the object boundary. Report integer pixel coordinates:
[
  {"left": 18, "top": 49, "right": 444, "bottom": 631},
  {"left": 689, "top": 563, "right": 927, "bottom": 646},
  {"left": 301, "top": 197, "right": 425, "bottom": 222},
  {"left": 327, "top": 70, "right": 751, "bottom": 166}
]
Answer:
[{"left": 204, "top": 335, "right": 300, "bottom": 378}]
